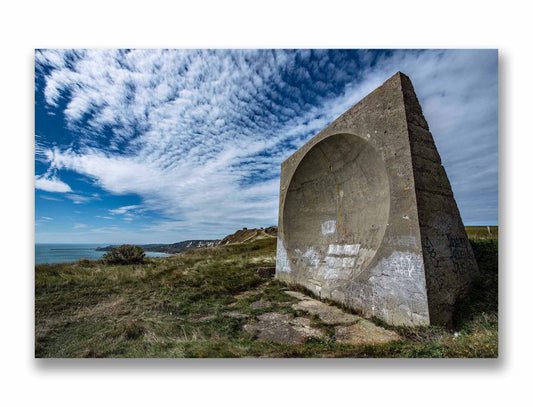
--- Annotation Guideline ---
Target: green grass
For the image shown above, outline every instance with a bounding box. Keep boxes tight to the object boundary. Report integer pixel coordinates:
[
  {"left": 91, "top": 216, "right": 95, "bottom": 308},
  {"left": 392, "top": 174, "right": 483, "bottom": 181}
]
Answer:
[
  {"left": 465, "top": 225, "right": 498, "bottom": 240},
  {"left": 35, "top": 237, "right": 498, "bottom": 358}
]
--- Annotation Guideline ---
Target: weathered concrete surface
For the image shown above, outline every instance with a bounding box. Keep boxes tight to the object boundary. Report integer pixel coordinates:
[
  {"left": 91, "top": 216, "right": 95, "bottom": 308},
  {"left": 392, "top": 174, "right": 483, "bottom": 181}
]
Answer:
[
  {"left": 286, "top": 290, "right": 400, "bottom": 344},
  {"left": 286, "top": 292, "right": 359, "bottom": 324},
  {"left": 276, "top": 72, "right": 478, "bottom": 327},
  {"left": 243, "top": 312, "right": 324, "bottom": 344},
  {"left": 244, "top": 290, "right": 399, "bottom": 345}
]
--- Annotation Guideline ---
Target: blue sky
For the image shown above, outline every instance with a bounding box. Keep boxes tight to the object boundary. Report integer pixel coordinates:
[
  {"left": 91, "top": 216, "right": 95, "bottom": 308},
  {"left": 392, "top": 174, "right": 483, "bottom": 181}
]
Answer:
[{"left": 35, "top": 49, "right": 498, "bottom": 244}]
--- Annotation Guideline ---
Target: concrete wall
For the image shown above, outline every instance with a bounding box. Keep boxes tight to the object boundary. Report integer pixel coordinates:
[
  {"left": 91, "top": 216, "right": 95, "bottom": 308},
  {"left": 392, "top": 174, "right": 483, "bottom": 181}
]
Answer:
[
  {"left": 399, "top": 74, "right": 478, "bottom": 326},
  {"left": 276, "top": 72, "right": 478, "bottom": 327}
]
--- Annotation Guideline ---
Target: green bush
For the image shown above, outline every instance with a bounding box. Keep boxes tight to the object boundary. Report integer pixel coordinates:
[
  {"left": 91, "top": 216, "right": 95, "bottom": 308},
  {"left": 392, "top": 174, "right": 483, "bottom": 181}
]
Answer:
[
  {"left": 77, "top": 258, "right": 92, "bottom": 266},
  {"left": 101, "top": 244, "right": 145, "bottom": 265}
]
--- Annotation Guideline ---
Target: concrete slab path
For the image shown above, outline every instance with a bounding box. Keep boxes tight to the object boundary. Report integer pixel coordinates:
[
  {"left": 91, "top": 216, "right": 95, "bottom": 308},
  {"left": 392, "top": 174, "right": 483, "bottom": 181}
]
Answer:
[{"left": 243, "top": 289, "right": 400, "bottom": 345}]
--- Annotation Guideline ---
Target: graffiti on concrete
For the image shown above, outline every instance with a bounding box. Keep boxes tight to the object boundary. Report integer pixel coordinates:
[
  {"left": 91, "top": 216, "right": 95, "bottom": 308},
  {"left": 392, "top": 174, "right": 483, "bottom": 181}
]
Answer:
[
  {"left": 447, "top": 234, "right": 474, "bottom": 274},
  {"left": 321, "top": 220, "right": 336, "bottom": 235},
  {"left": 422, "top": 237, "right": 441, "bottom": 269},
  {"left": 302, "top": 247, "right": 321, "bottom": 267}
]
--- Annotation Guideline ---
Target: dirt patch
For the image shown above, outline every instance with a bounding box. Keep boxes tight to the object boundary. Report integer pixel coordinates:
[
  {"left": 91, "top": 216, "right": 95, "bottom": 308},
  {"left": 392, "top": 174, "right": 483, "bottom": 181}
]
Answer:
[
  {"left": 234, "top": 290, "right": 262, "bottom": 300},
  {"left": 335, "top": 321, "right": 400, "bottom": 345}
]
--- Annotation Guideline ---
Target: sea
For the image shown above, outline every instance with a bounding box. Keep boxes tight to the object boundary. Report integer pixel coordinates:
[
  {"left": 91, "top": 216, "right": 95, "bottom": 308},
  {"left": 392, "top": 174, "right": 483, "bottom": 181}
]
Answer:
[{"left": 35, "top": 243, "right": 171, "bottom": 265}]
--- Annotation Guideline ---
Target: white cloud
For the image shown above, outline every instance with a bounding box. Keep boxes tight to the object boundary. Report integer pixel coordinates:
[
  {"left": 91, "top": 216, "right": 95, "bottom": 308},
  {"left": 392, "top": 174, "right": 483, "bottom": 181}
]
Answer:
[
  {"left": 73, "top": 223, "right": 87, "bottom": 229},
  {"left": 35, "top": 175, "right": 71, "bottom": 193},
  {"left": 35, "top": 216, "right": 53, "bottom": 227},
  {"left": 89, "top": 226, "right": 120, "bottom": 234},
  {"left": 109, "top": 205, "right": 143, "bottom": 215},
  {"left": 65, "top": 193, "right": 95, "bottom": 204},
  {"left": 39, "top": 195, "right": 63, "bottom": 201},
  {"left": 35, "top": 50, "right": 498, "bottom": 239}
]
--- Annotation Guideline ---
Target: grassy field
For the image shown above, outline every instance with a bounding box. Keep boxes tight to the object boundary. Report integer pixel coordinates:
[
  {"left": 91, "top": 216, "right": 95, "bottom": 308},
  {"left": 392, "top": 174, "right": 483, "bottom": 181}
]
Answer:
[
  {"left": 465, "top": 225, "right": 498, "bottom": 240},
  {"left": 35, "top": 237, "right": 498, "bottom": 358}
]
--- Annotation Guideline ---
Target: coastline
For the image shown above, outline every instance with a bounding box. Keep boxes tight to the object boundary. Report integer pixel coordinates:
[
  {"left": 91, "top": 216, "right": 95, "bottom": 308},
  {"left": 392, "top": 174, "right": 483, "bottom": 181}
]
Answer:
[{"left": 35, "top": 244, "right": 172, "bottom": 266}]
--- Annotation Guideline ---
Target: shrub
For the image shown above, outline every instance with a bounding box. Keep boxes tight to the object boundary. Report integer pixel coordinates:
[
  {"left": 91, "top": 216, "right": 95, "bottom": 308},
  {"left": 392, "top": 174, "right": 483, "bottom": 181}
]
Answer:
[
  {"left": 102, "top": 244, "right": 145, "bottom": 265},
  {"left": 77, "top": 258, "right": 93, "bottom": 267}
]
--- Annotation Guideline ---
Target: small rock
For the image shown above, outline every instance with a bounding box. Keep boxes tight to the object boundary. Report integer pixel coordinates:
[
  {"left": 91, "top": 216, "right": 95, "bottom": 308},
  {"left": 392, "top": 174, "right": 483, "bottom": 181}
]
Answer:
[
  {"left": 257, "top": 267, "right": 276, "bottom": 278},
  {"left": 291, "top": 319, "right": 324, "bottom": 339},
  {"left": 250, "top": 300, "right": 271, "bottom": 309},
  {"left": 222, "top": 311, "right": 249, "bottom": 319}
]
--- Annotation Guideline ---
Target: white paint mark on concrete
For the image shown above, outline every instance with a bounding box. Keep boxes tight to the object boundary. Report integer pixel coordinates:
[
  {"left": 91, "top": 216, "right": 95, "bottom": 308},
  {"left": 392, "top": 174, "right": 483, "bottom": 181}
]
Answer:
[
  {"left": 342, "top": 257, "right": 355, "bottom": 267},
  {"left": 302, "top": 248, "right": 321, "bottom": 267},
  {"left": 344, "top": 244, "right": 360, "bottom": 256},
  {"left": 325, "top": 255, "right": 356, "bottom": 269},
  {"left": 327, "top": 245, "right": 339, "bottom": 255},
  {"left": 369, "top": 251, "right": 426, "bottom": 301},
  {"left": 276, "top": 241, "right": 291, "bottom": 273},
  {"left": 328, "top": 244, "right": 360, "bottom": 256},
  {"left": 326, "top": 256, "right": 343, "bottom": 268},
  {"left": 324, "top": 266, "right": 339, "bottom": 280},
  {"left": 387, "top": 251, "right": 423, "bottom": 278},
  {"left": 367, "top": 249, "right": 430, "bottom": 325},
  {"left": 323, "top": 248, "right": 358, "bottom": 280},
  {"left": 321, "top": 220, "right": 336, "bottom": 235}
]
